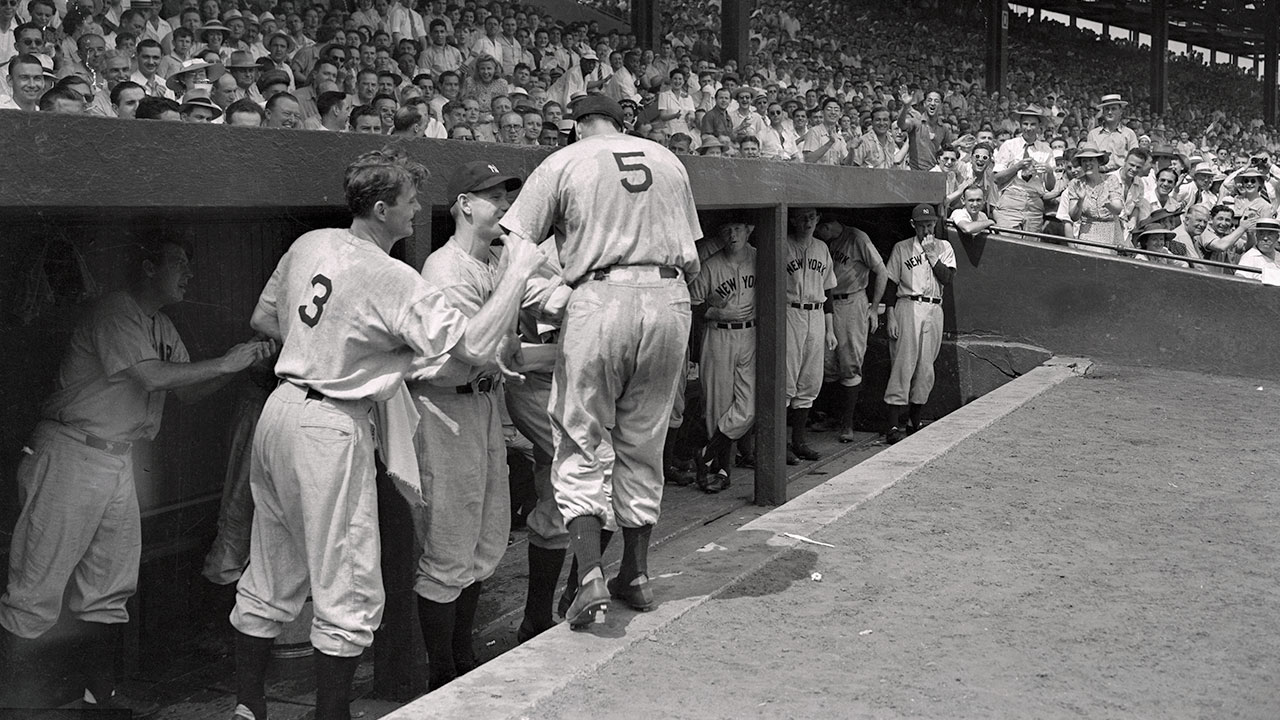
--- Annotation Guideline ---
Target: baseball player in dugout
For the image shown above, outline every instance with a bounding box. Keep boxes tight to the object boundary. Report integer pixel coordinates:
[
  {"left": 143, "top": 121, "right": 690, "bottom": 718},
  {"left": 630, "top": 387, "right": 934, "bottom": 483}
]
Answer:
[
  {"left": 783, "top": 207, "right": 838, "bottom": 465},
  {"left": 689, "top": 222, "right": 757, "bottom": 494},
  {"left": 884, "top": 204, "right": 957, "bottom": 444},
  {"left": 814, "top": 215, "right": 888, "bottom": 442},
  {"left": 230, "top": 149, "right": 539, "bottom": 720},
  {"left": 0, "top": 239, "right": 276, "bottom": 718},
  {"left": 407, "top": 160, "right": 529, "bottom": 691},
  {"left": 500, "top": 95, "right": 702, "bottom": 629}
]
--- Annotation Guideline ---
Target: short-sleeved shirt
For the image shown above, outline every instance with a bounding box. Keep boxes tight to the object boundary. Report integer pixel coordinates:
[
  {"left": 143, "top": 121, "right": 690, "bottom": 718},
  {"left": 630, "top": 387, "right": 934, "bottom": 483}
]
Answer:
[
  {"left": 905, "top": 117, "right": 955, "bottom": 171},
  {"left": 826, "top": 226, "right": 878, "bottom": 295},
  {"left": 409, "top": 241, "right": 496, "bottom": 387},
  {"left": 501, "top": 133, "right": 702, "bottom": 287},
  {"left": 42, "top": 290, "right": 190, "bottom": 443},
  {"left": 689, "top": 247, "right": 756, "bottom": 322},
  {"left": 886, "top": 236, "right": 956, "bottom": 299},
  {"left": 801, "top": 124, "right": 848, "bottom": 165},
  {"left": 784, "top": 235, "right": 836, "bottom": 303},
  {"left": 256, "top": 228, "right": 466, "bottom": 402},
  {"left": 949, "top": 207, "right": 991, "bottom": 227},
  {"left": 851, "top": 130, "right": 897, "bottom": 169},
  {"left": 1236, "top": 247, "right": 1280, "bottom": 285},
  {"left": 1086, "top": 125, "right": 1138, "bottom": 163}
]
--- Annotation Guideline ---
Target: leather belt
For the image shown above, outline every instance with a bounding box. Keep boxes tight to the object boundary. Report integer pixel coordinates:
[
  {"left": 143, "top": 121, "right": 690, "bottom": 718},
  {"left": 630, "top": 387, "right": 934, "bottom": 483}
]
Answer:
[
  {"left": 82, "top": 431, "right": 131, "bottom": 456},
  {"left": 904, "top": 295, "right": 942, "bottom": 304},
  {"left": 789, "top": 302, "right": 821, "bottom": 310},
  {"left": 456, "top": 376, "right": 496, "bottom": 394},
  {"left": 714, "top": 320, "right": 755, "bottom": 330},
  {"left": 579, "top": 265, "right": 679, "bottom": 286},
  {"left": 831, "top": 292, "right": 861, "bottom": 300}
]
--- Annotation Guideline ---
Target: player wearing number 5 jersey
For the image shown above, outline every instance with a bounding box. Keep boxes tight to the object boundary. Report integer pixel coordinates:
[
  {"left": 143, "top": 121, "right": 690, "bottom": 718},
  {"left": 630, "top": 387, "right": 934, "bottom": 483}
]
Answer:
[
  {"left": 230, "top": 149, "right": 540, "bottom": 720},
  {"left": 501, "top": 96, "right": 701, "bottom": 630}
]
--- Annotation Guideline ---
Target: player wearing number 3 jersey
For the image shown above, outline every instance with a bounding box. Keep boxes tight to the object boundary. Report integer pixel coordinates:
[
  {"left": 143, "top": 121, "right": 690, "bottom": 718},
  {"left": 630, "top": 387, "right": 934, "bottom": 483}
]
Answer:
[
  {"left": 230, "top": 149, "right": 539, "bottom": 720},
  {"left": 501, "top": 96, "right": 701, "bottom": 630}
]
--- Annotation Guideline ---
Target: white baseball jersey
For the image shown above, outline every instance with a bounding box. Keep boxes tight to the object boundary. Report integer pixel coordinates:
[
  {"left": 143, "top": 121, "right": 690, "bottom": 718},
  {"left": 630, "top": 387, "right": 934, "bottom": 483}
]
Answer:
[
  {"left": 501, "top": 133, "right": 702, "bottom": 286},
  {"left": 689, "top": 247, "right": 756, "bottom": 323},
  {"left": 42, "top": 291, "right": 189, "bottom": 443},
  {"left": 826, "top": 226, "right": 878, "bottom": 295},
  {"left": 785, "top": 235, "right": 836, "bottom": 303},
  {"left": 256, "top": 228, "right": 466, "bottom": 401},
  {"left": 410, "top": 241, "right": 497, "bottom": 387},
  {"left": 886, "top": 236, "right": 956, "bottom": 299}
]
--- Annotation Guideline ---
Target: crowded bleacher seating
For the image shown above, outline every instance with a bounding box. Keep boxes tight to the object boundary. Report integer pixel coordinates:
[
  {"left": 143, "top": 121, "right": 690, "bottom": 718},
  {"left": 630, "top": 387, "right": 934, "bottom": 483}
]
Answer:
[{"left": 1, "top": 0, "right": 1277, "bottom": 276}]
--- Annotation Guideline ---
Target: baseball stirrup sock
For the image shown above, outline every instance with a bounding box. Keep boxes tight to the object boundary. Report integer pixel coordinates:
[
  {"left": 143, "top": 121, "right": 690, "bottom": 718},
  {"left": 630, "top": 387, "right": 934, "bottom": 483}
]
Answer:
[
  {"left": 703, "top": 431, "right": 732, "bottom": 471},
  {"left": 561, "top": 529, "right": 613, "bottom": 611},
  {"left": 416, "top": 596, "right": 457, "bottom": 690},
  {"left": 886, "top": 404, "right": 904, "bottom": 430},
  {"left": 233, "top": 631, "right": 273, "bottom": 720},
  {"left": 524, "top": 545, "right": 566, "bottom": 632},
  {"left": 620, "top": 525, "right": 653, "bottom": 582},
  {"left": 791, "top": 408, "right": 811, "bottom": 447},
  {"left": 909, "top": 403, "right": 925, "bottom": 428},
  {"left": 452, "top": 582, "right": 483, "bottom": 672},
  {"left": 567, "top": 515, "right": 604, "bottom": 574},
  {"left": 840, "top": 385, "right": 861, "bottom": 428},
  {"left": 76, "top": 621, "right": 117, "bottom": 704},
  {"left": 313, "top": 651, "right": 360, "bottom": 720}
]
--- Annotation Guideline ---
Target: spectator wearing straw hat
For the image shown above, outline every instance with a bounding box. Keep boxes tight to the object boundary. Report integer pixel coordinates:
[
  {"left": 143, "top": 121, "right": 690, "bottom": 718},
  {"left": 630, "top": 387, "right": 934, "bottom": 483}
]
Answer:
[
  {"left": 1231, "top": 166, "right": 1275, "bottom": 222},
  {"left": 993, "top": 104, "right": 1056, "bottom": 231},
  {"left": 1056, "top": 145, "right": 1125, "bottom": 252},
  {"left": 1188, "top": 161, "right": 1220, "bottom": 209},
  {"left": 1131, "top": 223, "right": 1190, "bottom": 268},
  {"left": 1236, "top": 218, "right": 1280, "bottom": 284},
  {"left": 195, "top": 21, "right": 231, "bottom": 62},
  {"left": 166, "top": 56, "right": 212, "bottom": 98},
  {"left": 1086, "top": 93, "right": 1137, "bottom": 172}
]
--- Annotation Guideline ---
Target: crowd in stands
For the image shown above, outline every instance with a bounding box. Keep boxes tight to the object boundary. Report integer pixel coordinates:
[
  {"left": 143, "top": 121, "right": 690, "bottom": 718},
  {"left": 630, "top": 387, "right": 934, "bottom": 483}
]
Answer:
[{"left": 1, "top": 0, "right": 1277, "bottom": 280}]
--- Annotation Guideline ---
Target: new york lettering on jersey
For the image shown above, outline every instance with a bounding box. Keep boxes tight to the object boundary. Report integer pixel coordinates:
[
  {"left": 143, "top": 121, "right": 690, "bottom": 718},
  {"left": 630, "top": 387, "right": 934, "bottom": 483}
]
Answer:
[
  {"left": 784, "top": 236, "right": 835, "bottom": 302},
  {"left": 691, "top": 247, "right": 756, "bottom": 322},
  {"left": 888, "top": 238, "right": 955, "bottom": 298},
  {"left": 829, "top": 228, "right": 874, "bottom": 294}
]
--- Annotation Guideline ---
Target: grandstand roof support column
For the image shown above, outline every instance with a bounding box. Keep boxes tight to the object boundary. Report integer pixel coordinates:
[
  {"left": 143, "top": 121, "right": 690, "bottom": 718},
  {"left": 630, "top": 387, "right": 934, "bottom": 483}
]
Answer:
[
  {"left": 985, "top": 0, "right": 1008, "bottom": 97},
  {"left": 722, "top": 0, "right": 750, "bottom": 77},
  {"left": 631, "top": 0, "right": 656, "bottom": 49},
  {"left": 754, "top": 204, "right": 788, "bottom": 506},
  {"left": 1149, "top": 0, "right": 1168, "bottom": 115},
  {"left": 1266, "top": 0, "right": 1278, "bottom": 124}
]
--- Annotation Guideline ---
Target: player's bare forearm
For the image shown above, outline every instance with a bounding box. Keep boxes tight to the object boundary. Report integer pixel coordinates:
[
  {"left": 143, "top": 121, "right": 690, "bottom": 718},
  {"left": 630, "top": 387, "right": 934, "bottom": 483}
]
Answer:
[
  {"left": 126, "top": 340, "right": 274, "bottom": 395},
  {"left": 250, "top": 306, "right": 282, "bottom": 341}
]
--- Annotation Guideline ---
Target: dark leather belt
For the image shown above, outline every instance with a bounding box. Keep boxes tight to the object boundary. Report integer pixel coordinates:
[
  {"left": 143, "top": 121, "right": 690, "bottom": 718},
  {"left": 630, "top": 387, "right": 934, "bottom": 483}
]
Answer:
[
  {"left": 456, "top": 376, "right": 496, "bottom": 394},
  {"left": 82, "top": 432, "right": 131, "bottom": 456},
  {"left": 582, "top": 265, "right": 679, "bottom": 284},
  {"left": 789, "top": 302, "right": 821, "bottom": 310},
  {"left": 831, "top": 292, "right": 861, "bottom": 300},
  {"left": 714, "top": 320, "right": 755, "bottom": 330},
  {"left": 905, "top": 295, "right": 942, "bottom": 304}
]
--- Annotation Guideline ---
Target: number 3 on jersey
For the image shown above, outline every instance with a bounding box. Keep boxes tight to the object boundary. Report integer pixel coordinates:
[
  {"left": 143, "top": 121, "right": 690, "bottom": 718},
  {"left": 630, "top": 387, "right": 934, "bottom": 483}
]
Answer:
[
  {"left": 613, "top": 152, "right": 652, "bottom": 193},
  {"left": 298, "top": 274, "right": 333, "bottom": 327}
]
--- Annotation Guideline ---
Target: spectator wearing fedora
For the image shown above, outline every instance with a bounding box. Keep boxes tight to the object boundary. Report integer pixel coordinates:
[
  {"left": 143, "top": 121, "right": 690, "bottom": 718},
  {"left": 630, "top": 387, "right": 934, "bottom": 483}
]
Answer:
[
  {"left": 226, "top": 50, "right": 263, "bottom": 104},
  {"left": 1086, "top": 94, "right": 1137, "bottom": 172},
  {"left": 993, "top": 105, "right": 1056, "bottom": 231},
  {"left": 179, "top": 86, "right": 221, "bottom": 122}
]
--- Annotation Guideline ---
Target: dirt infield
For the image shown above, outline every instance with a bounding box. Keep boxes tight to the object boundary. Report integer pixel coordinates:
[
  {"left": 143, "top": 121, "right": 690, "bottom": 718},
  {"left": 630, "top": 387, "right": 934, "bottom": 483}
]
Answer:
[{"left": 532, "top": 365, "right": 1280, "bottom": 719}]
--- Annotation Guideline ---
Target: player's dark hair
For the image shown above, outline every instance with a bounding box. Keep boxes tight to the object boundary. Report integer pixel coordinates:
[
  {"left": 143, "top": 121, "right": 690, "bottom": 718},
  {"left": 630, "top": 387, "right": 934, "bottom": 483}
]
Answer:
[
  {"left": 38, "top": 86, "right": 83, "bottom": 111},
  {"left": 317, "top": 90, "right": 347, "bottom": 118},
  {"left": 131, "top": 236, "right": 193, "bottom": 282},
  {"left": 226, "top": 98, "right": 267, "bottom": 122},
  {"left": 344, "top": 148, "right": 429, "bottom": 218},
  {"left": 135, "top": 95, "right": 181, "bottom": 119},
  {"left": 265, "top": 91, "right": 298, "bottom": 113},
  {"left": 348, "top": 103, "right": 379, "bottom": 129},
  {"left": 1126, "top": 147, "right": 1151, "bottom": 163},
  {"left": 110, "top": 80, "right": 143, "bottom": 107}
]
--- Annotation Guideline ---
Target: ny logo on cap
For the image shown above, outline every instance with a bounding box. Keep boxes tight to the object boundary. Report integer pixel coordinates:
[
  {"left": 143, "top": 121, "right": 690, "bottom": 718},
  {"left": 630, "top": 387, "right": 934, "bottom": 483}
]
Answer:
[{"left": 487, "top": 164, "right": 499, "bottom": 174}]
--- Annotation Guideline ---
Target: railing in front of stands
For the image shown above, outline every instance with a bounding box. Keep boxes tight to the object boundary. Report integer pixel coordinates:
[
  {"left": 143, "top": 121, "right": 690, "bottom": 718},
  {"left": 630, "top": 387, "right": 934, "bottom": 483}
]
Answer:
[
  {"left": 576, "top": 0, "right": 628, "bottom": 20},
  {"left": 948, "top": 221, "right": 1262, "bottom": 275}
]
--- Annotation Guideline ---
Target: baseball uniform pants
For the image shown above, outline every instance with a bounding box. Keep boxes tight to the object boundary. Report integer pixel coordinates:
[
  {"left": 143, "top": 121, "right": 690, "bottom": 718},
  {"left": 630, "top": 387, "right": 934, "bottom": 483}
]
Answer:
[
  {"left": 0, "top": 421, "right": 139, "bottom": 638},
  {"left": 231, "top": 383, "right": 383, "bottom": 658},
  {"left": 785, "top": 306, "right": 824, "bottom": 409},
  {"left": 202, "top": 387, "right": 270, "bottom": 585},
  {"left": 828, "top": 295, "right": 870, "bottom": 388},
  {"left": 411, "top": 385, "right": 510, "bottom": 603},
  {"left": 699, "top": 325, "right": 756, "bottom": 440},
  {"left": 550, "top": 271, "right": 690, "bottom": 529},
  {"left": 885, "top": 300, "right": 944, "bottom": 406}
]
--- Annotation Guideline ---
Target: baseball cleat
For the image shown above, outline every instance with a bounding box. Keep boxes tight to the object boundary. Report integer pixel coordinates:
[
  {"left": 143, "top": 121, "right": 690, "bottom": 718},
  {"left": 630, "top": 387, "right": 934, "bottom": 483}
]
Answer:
[
  {"left": 607, "top": 575, "right": 654, "bottom": 612},
  {"left": 785, "top": 446, "right": 799, "bottom": 465},
  {"left": 838, "top": 428, "right": 857, "bottom": 443},
  {"left": 83, "top": 689, "right": 160, "bottom": 719},
  {"left": 793, "top": 443, "right": 821, "bottom": 461},
  {"left": 886, "top": 426, "right": 906, "bottom": 444},
  {"left": 735, "top": 452, "right": 755, "bottom": 469},
  {"left": 566, "top": 577, "right": 611, "bottom": 629},
  {"left": 699, "top": 470, "right": 731, "bottom": 494}
]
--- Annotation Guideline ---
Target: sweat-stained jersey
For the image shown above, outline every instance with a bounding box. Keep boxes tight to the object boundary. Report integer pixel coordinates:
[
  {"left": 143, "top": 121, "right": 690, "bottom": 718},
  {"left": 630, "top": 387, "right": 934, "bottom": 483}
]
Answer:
[
  {"left": 500, "top": 133, "right": 703, "bottom": 286},
  {"left": 826, "top": 225, "right": 878, "bottom": 295},
  {"left": 409, "top": 241, "right": 497, "bottom": 387},
  {"left": 784, "top": 235, "right": 836, "bottom": 303},
  {"left": 885, "top": 236, "right": 957, "bottom": 299},
  {"left": 689, "top": 247, "right": 756, "bottom": 323},
  {"left": 256, "top": 228, "right": 467, "bottom": 401}
]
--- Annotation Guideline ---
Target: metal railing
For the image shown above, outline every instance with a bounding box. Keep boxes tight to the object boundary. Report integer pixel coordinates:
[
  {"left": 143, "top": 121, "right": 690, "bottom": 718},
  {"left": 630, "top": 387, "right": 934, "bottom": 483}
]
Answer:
[{"left": 948, "top": 221, "right": 1262, "bottom": 275}]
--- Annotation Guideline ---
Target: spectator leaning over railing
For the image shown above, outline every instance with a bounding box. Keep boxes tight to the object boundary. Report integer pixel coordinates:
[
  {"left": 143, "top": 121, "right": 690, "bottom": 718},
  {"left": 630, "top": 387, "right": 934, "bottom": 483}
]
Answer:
[{"left": 1236, "top": 218, "right": 1280, "bottom": 285}]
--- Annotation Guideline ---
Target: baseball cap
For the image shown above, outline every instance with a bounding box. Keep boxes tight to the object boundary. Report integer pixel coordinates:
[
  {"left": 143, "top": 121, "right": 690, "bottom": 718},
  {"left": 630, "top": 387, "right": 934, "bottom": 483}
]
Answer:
[
  {"left": 911, "top": 204, "right": 938, "bottom": 222},
  {"left": 571, "top": 95, "right": 624, "bottom": 126},
  {"left": 446, "top": 161, "right": 522, "bottom": 206}
]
